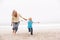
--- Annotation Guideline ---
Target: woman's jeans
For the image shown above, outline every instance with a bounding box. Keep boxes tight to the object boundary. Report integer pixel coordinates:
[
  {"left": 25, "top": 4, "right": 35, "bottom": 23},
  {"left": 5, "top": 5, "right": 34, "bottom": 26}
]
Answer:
[{"left": 12, "top": 21, "right": 20, "bottom": 32}]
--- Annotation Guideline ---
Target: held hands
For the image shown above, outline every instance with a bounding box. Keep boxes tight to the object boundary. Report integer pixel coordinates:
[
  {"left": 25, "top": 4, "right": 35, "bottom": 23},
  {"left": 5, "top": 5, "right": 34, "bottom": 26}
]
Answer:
[
  {"left": 23, "top": 18, "right": 27, "bottom": 21},
  {"left": 24, "top": 19, "right": 27, "bottom": 21}
]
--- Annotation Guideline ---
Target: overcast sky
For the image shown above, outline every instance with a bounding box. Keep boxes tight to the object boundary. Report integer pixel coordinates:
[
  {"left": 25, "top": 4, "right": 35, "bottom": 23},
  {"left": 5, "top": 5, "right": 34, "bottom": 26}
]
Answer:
[{"left": 0, "top": 0, "right": 60, "bottom": 25}]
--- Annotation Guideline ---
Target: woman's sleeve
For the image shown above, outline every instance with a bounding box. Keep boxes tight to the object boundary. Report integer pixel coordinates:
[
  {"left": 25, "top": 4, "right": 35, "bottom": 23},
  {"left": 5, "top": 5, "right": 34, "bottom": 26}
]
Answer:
[{"left": 19, "top": 14, "right": 23, "bottom": 18}]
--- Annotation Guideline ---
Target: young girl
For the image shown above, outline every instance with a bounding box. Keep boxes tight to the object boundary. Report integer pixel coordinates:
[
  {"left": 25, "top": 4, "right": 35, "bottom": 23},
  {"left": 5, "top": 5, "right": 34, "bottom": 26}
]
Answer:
[
  {"left": 28, "top": 17, "right": 40, "bottom": 35},
  {"left": 11, "top": 10, "right": 27, "bottom": 35}
]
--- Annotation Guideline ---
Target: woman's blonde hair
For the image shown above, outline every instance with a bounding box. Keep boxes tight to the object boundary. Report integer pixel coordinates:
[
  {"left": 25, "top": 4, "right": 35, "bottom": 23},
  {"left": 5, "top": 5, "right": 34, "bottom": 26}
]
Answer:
[{"left": 12, "top": 10, "right": 18, "bottom": 17}]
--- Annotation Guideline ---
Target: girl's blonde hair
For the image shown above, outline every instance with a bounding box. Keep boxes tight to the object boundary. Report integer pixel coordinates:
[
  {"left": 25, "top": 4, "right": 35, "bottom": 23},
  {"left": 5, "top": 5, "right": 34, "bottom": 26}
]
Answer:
[{"left": 29, "top": 17, "right": 32, "bottom": 20}]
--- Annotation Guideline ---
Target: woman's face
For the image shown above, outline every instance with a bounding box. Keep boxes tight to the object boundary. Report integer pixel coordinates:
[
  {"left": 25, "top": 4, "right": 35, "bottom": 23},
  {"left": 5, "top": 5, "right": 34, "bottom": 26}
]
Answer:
[{"left": 14, "top": 12, "right": 16, "bottom": 15}]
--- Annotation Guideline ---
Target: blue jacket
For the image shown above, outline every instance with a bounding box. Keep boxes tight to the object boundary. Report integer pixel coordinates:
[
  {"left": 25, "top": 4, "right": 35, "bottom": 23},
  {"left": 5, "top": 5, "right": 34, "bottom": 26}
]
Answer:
[{"left": 28, "top": 20, "right": 33, "bottom": 28}]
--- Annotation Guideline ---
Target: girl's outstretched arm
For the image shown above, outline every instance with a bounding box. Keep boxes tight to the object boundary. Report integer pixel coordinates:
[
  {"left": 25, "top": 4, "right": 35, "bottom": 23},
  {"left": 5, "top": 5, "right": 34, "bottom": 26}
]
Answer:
[{"left": 33, "top": 22, "right": 40, "bottom": 24}]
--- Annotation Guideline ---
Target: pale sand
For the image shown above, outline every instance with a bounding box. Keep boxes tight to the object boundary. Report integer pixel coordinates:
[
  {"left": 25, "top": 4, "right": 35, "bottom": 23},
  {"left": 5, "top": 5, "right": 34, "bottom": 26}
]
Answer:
[
  {"left": 0, "top": 25, "right": 60, "bottom": 40},
  {"left": 0, "top": 31, "right": 60, "bottom": 40}
]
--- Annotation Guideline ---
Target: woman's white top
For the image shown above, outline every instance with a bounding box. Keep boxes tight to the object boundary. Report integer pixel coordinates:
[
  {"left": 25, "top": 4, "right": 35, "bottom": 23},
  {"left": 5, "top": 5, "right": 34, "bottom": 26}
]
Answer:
[{"left": 12, "top": 14, "right": 19, "bottom": 22}]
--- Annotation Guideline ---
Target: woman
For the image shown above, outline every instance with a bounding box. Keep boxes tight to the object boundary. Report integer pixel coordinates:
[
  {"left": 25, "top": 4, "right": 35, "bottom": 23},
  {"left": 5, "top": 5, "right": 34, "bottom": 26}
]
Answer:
[{"left": 11, "top": 10, "right": 27, "bottom": 35}]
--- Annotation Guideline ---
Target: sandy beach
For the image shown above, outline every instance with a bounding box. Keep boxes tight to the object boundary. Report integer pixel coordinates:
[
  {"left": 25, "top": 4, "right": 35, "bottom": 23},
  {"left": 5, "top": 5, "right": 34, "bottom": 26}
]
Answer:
[
  {"left": 0, "top": 24, "right": 60, "bottom": 40},
  {"left": 0, "top": 31, "right": 60, "bottom": 40}
]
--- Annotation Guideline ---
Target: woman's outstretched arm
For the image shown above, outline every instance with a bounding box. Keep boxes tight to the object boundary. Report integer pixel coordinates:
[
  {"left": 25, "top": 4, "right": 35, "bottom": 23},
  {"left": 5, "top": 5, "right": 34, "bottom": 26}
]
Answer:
[{"left": 19, "top": 14, "right": 27, "bottom": 21}]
